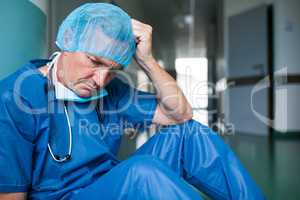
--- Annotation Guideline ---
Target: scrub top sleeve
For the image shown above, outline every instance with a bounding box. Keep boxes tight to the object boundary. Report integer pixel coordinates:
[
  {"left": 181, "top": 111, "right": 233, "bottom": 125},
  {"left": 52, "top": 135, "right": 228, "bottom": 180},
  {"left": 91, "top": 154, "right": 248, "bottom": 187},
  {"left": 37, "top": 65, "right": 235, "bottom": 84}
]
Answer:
[
  {"left": 0, "top": 92, "right": 35, "bottom": 192},
  {"left": 110, "top": 78, "right": 158, "bottom": 131}
]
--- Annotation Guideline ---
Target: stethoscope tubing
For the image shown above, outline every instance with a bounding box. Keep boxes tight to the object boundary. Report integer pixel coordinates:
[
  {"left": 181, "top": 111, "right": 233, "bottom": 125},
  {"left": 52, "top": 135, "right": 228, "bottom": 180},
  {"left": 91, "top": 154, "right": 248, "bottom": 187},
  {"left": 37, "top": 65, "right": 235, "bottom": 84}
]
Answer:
[{"left": 46, "top": 53, "right": 73, "bottom": 163}]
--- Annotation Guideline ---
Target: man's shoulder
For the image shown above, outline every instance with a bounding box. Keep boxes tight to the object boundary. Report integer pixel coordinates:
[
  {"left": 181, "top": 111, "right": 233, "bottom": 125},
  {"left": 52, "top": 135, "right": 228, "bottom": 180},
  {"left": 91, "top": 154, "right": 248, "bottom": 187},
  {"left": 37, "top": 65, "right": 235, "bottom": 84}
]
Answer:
[{"left": 0, "top": 60, "right": 48, "bottom": 107}]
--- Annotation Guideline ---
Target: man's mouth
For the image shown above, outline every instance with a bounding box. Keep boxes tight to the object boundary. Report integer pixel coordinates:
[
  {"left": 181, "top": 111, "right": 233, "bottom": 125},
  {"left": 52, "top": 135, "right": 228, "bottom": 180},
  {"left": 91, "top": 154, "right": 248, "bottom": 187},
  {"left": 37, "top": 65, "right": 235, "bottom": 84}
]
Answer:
[
  {"left": 74, "top": 79, "right": 98, "bottom": 91},
  {"left": 85, "top": 82, "right": 97, "bottom": 90}
]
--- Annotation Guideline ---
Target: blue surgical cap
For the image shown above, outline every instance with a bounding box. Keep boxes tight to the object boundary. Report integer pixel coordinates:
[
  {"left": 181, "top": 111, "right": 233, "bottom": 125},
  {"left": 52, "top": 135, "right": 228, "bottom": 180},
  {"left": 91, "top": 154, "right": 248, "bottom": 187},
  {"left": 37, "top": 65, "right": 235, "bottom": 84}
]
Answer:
[{"left": 56, "top": 3, "right": 136, "bottom": 67}]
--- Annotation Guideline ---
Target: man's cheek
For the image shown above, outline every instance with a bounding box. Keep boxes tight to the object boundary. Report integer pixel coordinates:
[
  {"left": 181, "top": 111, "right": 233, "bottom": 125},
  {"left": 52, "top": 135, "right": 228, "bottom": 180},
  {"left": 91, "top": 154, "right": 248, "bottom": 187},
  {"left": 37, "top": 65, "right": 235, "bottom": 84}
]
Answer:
[{"left": 105, "top": 73, "right": 116, "bottom": 83}]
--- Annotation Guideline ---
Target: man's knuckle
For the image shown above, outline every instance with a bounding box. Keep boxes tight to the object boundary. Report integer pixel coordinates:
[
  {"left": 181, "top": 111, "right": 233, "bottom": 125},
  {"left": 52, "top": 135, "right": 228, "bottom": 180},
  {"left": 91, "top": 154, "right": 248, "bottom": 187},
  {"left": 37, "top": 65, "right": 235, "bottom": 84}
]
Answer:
[{"left": 147, "top": 25, "right": 153, "bottom": 31}]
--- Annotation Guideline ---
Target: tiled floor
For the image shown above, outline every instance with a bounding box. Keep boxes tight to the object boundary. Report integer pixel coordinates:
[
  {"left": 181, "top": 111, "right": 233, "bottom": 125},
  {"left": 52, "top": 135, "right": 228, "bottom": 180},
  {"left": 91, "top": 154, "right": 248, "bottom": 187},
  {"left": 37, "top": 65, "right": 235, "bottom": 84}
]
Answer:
[{"left": 223, "top": 134, "right": 300, "bottom": 200}]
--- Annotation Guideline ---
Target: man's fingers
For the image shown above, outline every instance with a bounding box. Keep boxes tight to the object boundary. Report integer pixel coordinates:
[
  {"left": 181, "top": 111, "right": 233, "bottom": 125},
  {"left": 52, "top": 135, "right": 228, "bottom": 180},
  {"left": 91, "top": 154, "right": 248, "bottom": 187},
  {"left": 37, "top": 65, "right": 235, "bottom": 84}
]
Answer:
[
  {"left": 132, "top": 24, "right": 152, "bottom": 42},
  {"left": 131, "top": 19, "right": 153, "bottom": 33},
  {"left": 132, "top": 30, "right": 151, "bottom": 42},
  {"left": 131, "top": 18, "right": 145, "bottom": 26}
]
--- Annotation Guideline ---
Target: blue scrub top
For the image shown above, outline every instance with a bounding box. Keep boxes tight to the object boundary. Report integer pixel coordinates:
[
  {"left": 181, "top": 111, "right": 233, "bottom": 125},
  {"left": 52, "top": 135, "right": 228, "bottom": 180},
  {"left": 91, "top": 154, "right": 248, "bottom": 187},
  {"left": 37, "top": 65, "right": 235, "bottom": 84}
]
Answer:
[{"left": 0, "top": 59, "right": 157, "bottom": 199}]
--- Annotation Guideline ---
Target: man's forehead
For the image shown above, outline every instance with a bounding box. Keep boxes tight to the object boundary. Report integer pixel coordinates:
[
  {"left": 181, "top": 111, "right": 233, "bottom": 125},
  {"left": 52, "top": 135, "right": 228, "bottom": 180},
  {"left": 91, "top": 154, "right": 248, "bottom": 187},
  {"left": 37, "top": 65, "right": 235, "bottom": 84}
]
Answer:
[{"left": 88, "top": 54, "right": 122, "bottom": 68}]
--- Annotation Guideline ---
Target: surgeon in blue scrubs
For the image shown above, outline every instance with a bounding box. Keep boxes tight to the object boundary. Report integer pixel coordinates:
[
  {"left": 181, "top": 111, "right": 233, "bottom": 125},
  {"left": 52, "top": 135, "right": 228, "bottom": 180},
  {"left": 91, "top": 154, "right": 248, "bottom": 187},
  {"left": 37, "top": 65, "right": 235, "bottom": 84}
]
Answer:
[{"left": 0, "top": 3, "right": 265, "bottom": 200}]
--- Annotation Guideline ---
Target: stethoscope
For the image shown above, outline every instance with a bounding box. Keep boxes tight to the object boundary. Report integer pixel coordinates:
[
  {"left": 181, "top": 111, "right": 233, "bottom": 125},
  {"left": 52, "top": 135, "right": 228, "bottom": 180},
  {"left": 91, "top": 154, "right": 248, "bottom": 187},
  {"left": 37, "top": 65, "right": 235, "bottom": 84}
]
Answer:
[{"left": 46, "top": 52, "right": 103, "bottom": 163}]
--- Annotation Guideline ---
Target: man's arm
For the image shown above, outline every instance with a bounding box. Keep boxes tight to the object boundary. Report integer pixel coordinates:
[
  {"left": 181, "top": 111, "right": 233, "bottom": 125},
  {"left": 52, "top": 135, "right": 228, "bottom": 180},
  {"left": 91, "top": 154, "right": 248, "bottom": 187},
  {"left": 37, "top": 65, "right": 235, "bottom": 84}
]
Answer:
[
  {"left": 0, "top": 193, "right": 26, "bottom": 200},
  {"left": 132, "top": 19, "right": 193, "bottom": 125},
  {"left": 137, "top": 58, "right": 193, "bottom": 125}
]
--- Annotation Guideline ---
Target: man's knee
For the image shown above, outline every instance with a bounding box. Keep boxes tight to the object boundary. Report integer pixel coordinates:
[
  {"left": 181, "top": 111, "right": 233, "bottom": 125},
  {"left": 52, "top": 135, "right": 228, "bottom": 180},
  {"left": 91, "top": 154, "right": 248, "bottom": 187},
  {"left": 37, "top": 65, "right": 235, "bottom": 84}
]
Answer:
[{"left": 126, "top": 155, "right": 168, "bottom": 174}]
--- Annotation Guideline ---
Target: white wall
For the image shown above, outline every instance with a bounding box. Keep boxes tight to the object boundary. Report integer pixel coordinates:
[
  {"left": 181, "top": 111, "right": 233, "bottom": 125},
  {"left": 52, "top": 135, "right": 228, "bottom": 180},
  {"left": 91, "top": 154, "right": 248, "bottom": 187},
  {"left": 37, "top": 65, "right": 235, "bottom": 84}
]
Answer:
[
  {"left": 274, "top": 84, "right": 300, "bottom": 132},
  {"left": 273, "top": 0, "right": 300, "bottom": 132}
]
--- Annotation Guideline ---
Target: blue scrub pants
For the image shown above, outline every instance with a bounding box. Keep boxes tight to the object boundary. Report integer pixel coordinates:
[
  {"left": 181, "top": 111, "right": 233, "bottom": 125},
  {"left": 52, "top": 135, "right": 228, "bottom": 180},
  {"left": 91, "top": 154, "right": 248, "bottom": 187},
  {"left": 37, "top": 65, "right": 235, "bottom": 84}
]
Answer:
[{"left": 72, "top": 120, "right": 265, "bottom": 200}]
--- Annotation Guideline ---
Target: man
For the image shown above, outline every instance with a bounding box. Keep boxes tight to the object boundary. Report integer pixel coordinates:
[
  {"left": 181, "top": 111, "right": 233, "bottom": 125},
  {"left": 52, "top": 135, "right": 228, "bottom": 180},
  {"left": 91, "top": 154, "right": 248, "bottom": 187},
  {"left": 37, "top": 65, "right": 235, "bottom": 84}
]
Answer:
[{"left": 0, "top": 3, "right": 264, "bottom": 200}]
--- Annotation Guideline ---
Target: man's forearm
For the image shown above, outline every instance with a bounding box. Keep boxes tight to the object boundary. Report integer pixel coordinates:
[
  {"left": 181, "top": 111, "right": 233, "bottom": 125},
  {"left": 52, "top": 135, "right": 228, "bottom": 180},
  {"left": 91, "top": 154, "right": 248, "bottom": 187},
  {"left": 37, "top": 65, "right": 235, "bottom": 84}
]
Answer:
[{"left": 138, "top": 57, "right": 193, "bottom": 121}]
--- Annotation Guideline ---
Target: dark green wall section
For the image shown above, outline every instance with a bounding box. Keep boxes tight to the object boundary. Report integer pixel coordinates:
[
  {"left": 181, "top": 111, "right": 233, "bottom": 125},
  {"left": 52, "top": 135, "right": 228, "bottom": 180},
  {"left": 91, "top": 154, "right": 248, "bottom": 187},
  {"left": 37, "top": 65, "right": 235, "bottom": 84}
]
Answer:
[{"left": 0, "top": 1, "right": 46, "bottom": 79}]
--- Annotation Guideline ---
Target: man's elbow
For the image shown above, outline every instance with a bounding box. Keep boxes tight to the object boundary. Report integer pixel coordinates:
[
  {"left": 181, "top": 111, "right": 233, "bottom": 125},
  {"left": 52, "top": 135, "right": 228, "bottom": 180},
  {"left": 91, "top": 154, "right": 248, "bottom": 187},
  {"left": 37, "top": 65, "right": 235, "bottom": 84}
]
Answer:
[
  {"left": 174, "top": 105, "right": 193, "bottom": 123},
  {"left": 182, "top": 105, "right": 193, "bottom": 121}
]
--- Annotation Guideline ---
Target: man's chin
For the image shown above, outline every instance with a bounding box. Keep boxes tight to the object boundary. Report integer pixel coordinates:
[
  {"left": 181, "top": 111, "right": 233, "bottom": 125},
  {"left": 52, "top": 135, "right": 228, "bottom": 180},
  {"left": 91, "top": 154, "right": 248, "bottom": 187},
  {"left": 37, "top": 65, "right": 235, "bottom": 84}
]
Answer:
[
  {"left": 76, "top": 89, "right": 93, "bottom": 98},
  {"left": 73, "top": 84, "right": 100, "bottom": 98}
]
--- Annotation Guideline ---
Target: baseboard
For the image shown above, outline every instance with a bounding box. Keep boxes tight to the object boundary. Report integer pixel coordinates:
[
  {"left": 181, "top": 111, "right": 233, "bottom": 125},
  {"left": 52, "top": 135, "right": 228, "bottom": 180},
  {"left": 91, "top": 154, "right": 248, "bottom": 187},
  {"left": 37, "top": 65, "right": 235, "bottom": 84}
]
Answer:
[{"left": 272, "top": 130, "right": 300, "bottom": 140}]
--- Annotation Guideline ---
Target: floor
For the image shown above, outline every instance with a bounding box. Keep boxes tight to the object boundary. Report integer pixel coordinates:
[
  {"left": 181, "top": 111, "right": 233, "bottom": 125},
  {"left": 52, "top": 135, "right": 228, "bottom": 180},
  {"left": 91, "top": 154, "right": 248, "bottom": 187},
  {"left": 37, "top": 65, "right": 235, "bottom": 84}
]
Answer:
[{"left": 223, "top": 134, "right": 300, "bottom": 200}]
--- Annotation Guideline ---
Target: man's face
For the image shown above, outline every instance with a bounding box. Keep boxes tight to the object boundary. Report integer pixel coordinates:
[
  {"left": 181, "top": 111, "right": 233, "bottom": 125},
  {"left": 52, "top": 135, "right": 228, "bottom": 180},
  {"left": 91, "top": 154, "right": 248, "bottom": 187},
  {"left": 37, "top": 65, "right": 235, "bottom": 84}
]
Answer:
[{"left": 58, "top": 52, "right": 123, "bottom": 97}]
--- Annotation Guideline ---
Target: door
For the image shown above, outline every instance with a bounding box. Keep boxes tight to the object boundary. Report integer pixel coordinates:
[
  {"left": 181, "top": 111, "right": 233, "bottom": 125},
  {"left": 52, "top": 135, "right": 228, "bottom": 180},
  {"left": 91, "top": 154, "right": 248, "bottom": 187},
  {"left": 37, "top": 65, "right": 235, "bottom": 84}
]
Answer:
[{"left": 227, "top": 5, "right": 272, "bottom": 136}]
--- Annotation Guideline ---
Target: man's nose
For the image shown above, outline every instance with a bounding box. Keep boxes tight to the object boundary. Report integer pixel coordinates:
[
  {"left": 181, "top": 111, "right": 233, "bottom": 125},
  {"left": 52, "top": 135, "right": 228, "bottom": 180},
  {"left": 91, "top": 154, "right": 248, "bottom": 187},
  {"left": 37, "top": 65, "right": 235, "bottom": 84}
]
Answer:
[{"left": 92, "top": 68, "right": 110, "bottom": 87}]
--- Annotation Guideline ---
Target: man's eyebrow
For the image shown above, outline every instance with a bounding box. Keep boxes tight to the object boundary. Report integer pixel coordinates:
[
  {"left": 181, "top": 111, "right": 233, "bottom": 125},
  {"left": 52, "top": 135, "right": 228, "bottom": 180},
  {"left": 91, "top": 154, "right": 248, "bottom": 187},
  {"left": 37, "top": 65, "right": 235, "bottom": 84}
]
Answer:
[{"left": 88, "top": 55, "right": 123, "bottom": 69}]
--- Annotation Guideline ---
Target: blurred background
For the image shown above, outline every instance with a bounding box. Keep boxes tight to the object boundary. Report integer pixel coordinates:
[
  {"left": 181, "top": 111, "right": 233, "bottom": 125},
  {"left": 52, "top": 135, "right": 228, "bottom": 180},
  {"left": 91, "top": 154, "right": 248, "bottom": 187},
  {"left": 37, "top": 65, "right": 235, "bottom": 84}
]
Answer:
[{"left": 0, "top": 0, "right": 299, "bottom": 199}]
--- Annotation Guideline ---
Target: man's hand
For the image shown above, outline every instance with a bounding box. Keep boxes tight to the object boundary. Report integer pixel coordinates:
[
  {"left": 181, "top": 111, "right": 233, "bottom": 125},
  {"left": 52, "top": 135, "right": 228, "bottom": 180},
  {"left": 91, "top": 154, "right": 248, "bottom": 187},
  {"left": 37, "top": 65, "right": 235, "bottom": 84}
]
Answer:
[
  {"left": 131, "top": 19, "right": 155, "bottom": 69},
  {"left": 0, "top": 193, "right": 26, "bottom": 200}
]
